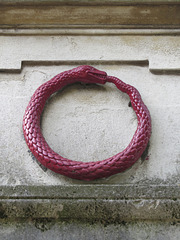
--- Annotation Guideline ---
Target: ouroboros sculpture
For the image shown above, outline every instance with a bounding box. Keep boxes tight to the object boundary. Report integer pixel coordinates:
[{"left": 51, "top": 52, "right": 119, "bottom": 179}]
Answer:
[{"left": 23, "top": 65, "right": 151, "bottom": 181}]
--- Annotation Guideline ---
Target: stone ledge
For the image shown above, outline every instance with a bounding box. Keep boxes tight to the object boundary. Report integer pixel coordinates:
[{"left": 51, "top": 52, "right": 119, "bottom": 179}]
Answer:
[
  {"left": 1, "top": 60, "right": 180, "bottom": 75},
  {"left": 0, "top": 0, "right": 179, "bottom": 5},
  {"left": 1, "top": 29, "right": 180, "bottom": 35},
  {"left": 0, "top": 33, "right": 179, "bottom": 72},
  {"left": 0, "top": 0, "right": 179, "bottom": 29},
  {"left": 0, "top": 185, "right": 179, "bottom": 221},
  {"left": 1, "top": 0, "right": 180, "bottom": 5},
  {"left": 1, "top": 185, "right": 180, "bottom": 200}
]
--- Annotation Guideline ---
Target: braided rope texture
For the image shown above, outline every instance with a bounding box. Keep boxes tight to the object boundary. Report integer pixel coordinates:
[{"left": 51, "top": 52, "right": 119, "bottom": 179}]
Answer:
[{"left": 23, "top": 65, "right": 151, "bottom": 181}]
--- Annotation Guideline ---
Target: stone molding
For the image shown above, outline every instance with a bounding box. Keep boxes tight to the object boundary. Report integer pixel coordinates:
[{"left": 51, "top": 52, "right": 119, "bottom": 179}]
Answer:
[
  {"left": 0, "top": 0, "right": 179, "bottom": 29},
  {"left": 0, "top": 185, "right": 179, "bottom": 221},
  {"left": 0, "top": 34, "right": 179, "bottom": 73}
]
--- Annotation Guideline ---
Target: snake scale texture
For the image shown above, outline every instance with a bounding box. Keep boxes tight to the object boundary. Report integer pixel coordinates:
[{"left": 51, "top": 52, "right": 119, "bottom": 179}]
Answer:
[{"left": 23, "top": 65, "right": 151, "bottom": 181}]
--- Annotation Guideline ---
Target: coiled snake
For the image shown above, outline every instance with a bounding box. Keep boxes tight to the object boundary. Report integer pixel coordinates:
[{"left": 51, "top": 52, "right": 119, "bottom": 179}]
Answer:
[{"left": 23, "top": 65, "right": 151, "bottom": 181}]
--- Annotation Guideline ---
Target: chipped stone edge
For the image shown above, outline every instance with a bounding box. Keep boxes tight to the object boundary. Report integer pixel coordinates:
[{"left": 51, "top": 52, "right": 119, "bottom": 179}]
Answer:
[{"left": 0, "top": 185, "right": 179, "bottom": 222}]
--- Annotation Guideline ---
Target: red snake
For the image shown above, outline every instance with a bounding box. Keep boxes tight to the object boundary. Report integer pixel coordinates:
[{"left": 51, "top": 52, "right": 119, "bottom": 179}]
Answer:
[{"left": 23, "top": 65, "right": 151, "bottom": 181}]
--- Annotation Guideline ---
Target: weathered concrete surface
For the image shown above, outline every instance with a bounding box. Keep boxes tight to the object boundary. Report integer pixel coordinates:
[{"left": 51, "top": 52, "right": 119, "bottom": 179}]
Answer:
[
  {"left": 0, "top": 62, "right": 179, "bottom": 185},
  {"left": 1, "top": 220, "right": 180, "bottom": 240},
  {"left": 0, "top": 35, "right": 180, "bottom": 71},
  {"left": 0, "top": 33, "right": 179, "bottom": 225},
  {"left": 0, "top": 0, "right": 180, "bottom": 29},
  {"left": 0, "top": 185, "right": 179, "bottom": 220},
  {"left": 0, "top": 1, "right": 180, "bottom": 239},
  {"left": 0, "top": 5, "right": 180, "bottom": 240}
]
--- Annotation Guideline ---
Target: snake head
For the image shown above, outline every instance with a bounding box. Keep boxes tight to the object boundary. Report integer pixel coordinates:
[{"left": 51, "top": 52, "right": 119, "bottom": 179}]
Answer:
[{"left": 73, "top": 65, "right": 107, "bottom": 84}]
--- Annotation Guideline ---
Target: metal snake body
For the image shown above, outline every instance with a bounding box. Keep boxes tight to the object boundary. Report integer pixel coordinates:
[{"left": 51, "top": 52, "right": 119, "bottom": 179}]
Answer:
[{"left": 23, "top": 65, "right": 151, "bottom": 181}]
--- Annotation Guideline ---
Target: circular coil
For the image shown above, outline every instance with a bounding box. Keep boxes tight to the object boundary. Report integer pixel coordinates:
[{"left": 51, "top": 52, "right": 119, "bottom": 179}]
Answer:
[{"left": 23, "top": 65, "right": 151, "bottom": 181}]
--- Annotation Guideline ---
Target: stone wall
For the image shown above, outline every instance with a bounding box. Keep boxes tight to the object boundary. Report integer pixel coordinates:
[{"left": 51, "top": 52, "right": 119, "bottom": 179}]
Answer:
[{"left": 0, "top": 0, "right": 180, "bottom": 239}]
